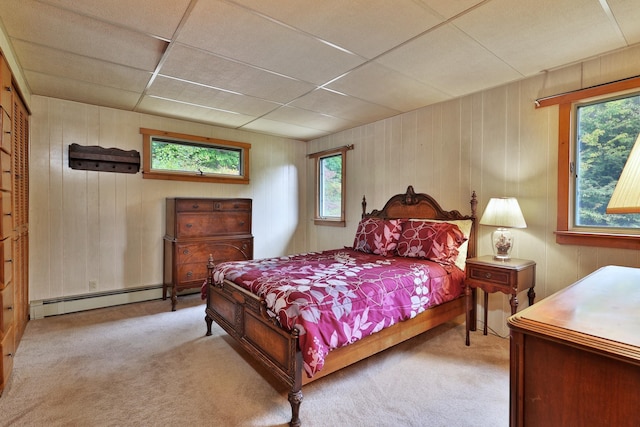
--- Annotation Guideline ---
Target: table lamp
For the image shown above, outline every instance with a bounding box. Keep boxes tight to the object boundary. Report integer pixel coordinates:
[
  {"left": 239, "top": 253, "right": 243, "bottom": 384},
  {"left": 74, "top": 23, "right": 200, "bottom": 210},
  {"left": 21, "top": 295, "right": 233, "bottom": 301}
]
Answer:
[
  {"left": 607, "top": 133, "right": 640, "bottom": 214},
  {"left": 479, "top": 197, "right": 527, "bottom": 260}
]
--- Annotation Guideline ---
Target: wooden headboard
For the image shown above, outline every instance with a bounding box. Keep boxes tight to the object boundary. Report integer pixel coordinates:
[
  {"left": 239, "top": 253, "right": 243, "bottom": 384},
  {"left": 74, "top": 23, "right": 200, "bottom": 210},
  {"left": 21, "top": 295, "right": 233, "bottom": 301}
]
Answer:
[{"left": 361, "top": 185, "right": 478, "bottom": 259}]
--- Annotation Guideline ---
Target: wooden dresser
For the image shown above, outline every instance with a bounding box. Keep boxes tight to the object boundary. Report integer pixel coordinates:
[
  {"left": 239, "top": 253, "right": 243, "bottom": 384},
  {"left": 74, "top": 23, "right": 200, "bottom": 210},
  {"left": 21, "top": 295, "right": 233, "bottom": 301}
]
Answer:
[
  {"left": 164, "top": 197, "right": 253, "bottom": 311},
  {"left": 507, "top": 265, "right": 640, "bottom": 427}
]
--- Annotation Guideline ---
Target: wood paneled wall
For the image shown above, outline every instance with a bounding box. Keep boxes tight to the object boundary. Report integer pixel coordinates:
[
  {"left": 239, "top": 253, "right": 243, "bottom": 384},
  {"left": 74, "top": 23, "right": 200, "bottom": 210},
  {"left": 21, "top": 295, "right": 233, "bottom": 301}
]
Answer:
[
  {"left": 307, "top": 44, "right": 640, "bottom": 335},
  {"left": 29, "top": 97, "right": 308, "bottom": 302}
]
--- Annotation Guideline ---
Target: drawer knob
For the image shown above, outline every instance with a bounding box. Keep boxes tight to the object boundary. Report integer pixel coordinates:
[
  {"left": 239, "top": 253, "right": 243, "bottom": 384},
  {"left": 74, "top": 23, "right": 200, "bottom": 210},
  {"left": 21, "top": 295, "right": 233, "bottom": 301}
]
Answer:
[
  {"left": 485, "top": 272, "right": 491, "bottom": 279},
  {"left": 215, "top": 203, "right": 221, "bottom": 209},
  {"left": 192, "top": 204, "right": 199, "bottom": 209},
  {"left": 186, "top": 271, "right": 193, "bottom": 277},
  {"left": 7, "top": 305, "right": 12, "bottom": 310},
  {"left": 239, "top": 221, "right": 245, "bottom": 226},
  {"left": 183, "top": 249, "right": 190, "bottom": 255},
  {"left": 186, "top": 223, "right": 193, "bottom": 228}
]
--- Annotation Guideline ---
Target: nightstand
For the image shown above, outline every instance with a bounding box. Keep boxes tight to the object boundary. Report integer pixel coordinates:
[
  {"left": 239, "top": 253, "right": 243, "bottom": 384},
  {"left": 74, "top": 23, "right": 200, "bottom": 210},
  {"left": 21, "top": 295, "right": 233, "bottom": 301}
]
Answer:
[{"left": 464, "top": 255, "right": 536, "bottom": 346}]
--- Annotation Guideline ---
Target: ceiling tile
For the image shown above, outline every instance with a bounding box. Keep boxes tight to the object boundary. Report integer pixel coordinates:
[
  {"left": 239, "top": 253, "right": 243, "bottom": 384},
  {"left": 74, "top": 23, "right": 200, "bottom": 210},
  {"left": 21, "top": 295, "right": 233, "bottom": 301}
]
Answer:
[
  {"left": 241, "top": 118, "right": 330, "bottom": 141},
  {"left": 418, "top": 0, "right": 486, "bottom": 20},
  {"left": 452, "top": 0, "right": 628, "bottom": 75},
  {"left": 290, "top": 89, "right": 400, "bottom": 124},
  {"left": 160, "top": 44, "right": 315, "bottom": 103},
  {"left": 36, "top": 0, "right": 192, "bottom": 40},
  {"left": 147, "top": 75, "right": 280, "bottom": 117},
  {"left": 326, "top": 62, "right": 452, "bottom": 112},
  {"left": 230, "top": 0, "right": 445, "bottom": 59},
  {"left": 175, "top": 0, "right": 364, "bottom": 84},
  {"left": 13, "top": 40, "right": 151, "bottom": 93},
  {"left": 260, "top": 105, "right": 359, "bottom": 133},
  {"left": 609, "top": 0, "right": 640, "bottom": 45},
  {"left": 25, "top": 71, "right": 141, "bottom": 110},
  {"left": 137, "top": 96, "right": 256, "bottom": 128},
  {"left": 0, "top": 0, "right": 166, "bottom": 71},
  {"left": 376, "top": 24, "right": 523, "bottom": 97}
]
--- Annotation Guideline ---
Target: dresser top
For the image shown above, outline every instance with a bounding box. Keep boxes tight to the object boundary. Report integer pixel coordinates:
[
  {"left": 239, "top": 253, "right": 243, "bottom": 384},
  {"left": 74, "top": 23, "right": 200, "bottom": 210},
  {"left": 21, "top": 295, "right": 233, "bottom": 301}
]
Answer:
[{"left": 508, "top": 265, "right": 640, "bottom": 357}]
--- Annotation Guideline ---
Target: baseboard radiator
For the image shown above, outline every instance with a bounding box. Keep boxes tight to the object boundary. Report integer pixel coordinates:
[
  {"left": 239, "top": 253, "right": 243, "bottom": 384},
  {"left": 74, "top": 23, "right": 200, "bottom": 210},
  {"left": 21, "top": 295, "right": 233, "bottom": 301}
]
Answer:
[{"left": 29, "top": 285, "right": 165, "bottom": 319}]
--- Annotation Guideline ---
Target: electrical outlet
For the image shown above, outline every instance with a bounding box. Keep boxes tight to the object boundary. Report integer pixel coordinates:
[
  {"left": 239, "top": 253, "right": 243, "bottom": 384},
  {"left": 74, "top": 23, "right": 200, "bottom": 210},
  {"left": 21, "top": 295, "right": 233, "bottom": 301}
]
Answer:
[{"left": 89, "top": 280, "right": 98, "bottom": 291}]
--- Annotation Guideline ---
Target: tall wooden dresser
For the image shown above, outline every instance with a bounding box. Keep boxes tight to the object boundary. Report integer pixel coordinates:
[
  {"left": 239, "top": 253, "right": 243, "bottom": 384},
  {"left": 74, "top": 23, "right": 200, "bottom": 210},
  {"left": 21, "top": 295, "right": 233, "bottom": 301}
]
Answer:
[
  {"left": 0, "top": 50, "right": 29, "bottom": 396},
  {"left": 164, "top": 198, "right": 253, "bottom": 311},
  {"left": 508, "top": 265, "right": 640, "bottom": 427}
]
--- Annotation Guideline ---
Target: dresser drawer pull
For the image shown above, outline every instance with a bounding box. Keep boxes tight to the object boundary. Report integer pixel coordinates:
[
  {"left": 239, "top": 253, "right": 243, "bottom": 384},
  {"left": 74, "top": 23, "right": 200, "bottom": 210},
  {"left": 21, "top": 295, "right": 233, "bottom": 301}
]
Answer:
[
  {"left": 191, "top": 204, "right": 200, "bottom": 209},
  {"left": 7, "top": 305, "right": 12, "bottom": 310},
  {"left": 484, "top": 272, "right": 491, "bottom": 279},
  {"left": 186, "top": 223, "right": 193, "bottom": 228},
  {"left": 183, "top": 249, "right": 190, "bottom": 255},
  {"left": 215, "top": 203, "right": 222, "bottom": 209},
  {"left": 239, "top": 221, "right": 245, "bottom": 226},
  {"left": 186, "top": 271, "right": 193, "bottom": 278}
]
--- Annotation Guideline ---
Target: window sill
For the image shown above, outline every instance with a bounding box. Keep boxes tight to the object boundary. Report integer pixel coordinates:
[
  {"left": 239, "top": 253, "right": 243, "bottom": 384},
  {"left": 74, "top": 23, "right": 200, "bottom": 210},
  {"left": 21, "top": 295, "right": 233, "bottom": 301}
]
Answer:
[
  {"left": 142, "top": 171, "right": 249, "bottom": 184},
  {"left": 555, "top": 230, "right": 640, "bottom": 250},
  {"left": 314, "top": 219, "right": 346, "bottom": 227}
]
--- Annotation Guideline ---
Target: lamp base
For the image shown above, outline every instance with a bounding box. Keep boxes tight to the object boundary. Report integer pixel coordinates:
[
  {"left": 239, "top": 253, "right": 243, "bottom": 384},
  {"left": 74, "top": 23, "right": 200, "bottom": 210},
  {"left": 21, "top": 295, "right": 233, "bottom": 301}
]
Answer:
[{"left": 491, "top": 227, "right": 514, "bottom": 261}]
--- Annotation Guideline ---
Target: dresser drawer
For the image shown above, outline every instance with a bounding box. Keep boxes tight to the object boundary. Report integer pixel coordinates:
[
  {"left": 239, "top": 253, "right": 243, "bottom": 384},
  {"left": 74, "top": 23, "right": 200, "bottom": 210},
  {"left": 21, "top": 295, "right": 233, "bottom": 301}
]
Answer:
[
  {"left": 0, "top": 110, "right": 10, "bottom": 155},
  {"left": 175, "top": 212, "right": 251, "bottom": 238},
  {"left": 0, "top": 59, "right": 10, "bottom": 114},
  {"left": 0, "top": 151, "right": 10, "bottom": 192},
  {"left": 0, "top": 238, "right": 11, "bottom": 287},
  {"left": 467, "top": 265, "right": 510, "bottom": 286},
  {"left": 175, "top": 198, "right": 251, "bottom": 212},
  {"left": 0, "top": 192, "right": 11, "bottom": 239},
  {"left": 0, "top": 281, "right": 12, "bottom": 333},
  {"left": 174, "top": 238, "right": 253, "bottom": 286},
  {"left": 1, "top": 324, "right": 15, "bottom": 390},
  {"left": 175, "top": 199, "right": 214, "bottom": 212}
]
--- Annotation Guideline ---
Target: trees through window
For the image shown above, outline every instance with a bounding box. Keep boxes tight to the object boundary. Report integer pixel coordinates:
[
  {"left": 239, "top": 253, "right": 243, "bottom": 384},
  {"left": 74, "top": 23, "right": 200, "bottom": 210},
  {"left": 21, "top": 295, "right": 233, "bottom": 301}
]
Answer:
[
  {"left": 140, "top": 128, "right": 250, "bottom": 184},
  {"left": 575, "top": 93, "right": 640, "bottom": 228}
]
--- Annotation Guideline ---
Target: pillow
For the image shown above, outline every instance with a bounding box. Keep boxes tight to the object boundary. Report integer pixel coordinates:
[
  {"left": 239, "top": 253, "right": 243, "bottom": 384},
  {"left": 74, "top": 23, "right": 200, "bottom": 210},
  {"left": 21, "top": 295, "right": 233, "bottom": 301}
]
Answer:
[
  {"left": 424, "top": 219, "right": 473, "bottom": 270},
  {"left": 396, "top": 220, "right": 467, "bottom": 266},
  {"left": 353, "top": 218, "right": 405, "bottom": 256}
]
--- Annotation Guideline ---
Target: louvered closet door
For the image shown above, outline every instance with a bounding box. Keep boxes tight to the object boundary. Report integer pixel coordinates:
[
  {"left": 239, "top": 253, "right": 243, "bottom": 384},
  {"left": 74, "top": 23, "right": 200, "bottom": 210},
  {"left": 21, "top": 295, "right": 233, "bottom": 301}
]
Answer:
[{"left": 11, "top": 88, "right": 28, "bottom": 344}]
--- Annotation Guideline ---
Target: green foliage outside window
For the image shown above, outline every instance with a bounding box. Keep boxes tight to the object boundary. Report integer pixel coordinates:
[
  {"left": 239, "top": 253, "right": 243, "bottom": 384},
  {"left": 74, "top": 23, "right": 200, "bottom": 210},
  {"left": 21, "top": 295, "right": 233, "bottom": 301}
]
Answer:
[
  {"left": 151, "top": 139, "right": 241, "bottom": 176},
  {"left": 576, "top": 94, "right": 640, "bottom": 228},
  {"left": 319, "top": 154, "right": 342, "bottom": 218}
]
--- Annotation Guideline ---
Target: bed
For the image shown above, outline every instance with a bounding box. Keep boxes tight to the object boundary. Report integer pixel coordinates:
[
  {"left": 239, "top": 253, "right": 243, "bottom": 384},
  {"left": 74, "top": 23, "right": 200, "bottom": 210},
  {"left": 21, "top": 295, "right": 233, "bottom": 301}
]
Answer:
[{"left": 204, "top": 186, "right": 478, "bottom": 426}]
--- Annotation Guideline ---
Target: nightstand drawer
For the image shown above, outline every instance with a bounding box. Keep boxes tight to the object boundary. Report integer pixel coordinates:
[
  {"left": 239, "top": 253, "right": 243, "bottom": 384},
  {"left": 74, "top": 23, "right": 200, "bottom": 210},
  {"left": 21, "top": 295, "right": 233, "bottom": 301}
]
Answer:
[{"left": 468, "top": 266, "right": 510, "bottom": 285}]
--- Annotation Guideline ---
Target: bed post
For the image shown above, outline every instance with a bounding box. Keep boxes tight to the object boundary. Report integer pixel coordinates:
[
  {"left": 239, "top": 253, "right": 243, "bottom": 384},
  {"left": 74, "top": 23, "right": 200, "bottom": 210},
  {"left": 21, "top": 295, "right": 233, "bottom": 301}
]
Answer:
[
  {"left": 205, "top": 254, "right": 215, "bottom": 336},
  {"left": 288, "top": 329, "right": 304, "bottom": 427}
]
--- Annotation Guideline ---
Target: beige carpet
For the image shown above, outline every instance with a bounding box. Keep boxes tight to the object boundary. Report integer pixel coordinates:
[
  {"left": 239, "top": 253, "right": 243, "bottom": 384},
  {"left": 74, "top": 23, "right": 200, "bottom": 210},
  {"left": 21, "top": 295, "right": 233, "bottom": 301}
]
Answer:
[{"left": 0, "top": 294, "right": 509, "bottom": 427}]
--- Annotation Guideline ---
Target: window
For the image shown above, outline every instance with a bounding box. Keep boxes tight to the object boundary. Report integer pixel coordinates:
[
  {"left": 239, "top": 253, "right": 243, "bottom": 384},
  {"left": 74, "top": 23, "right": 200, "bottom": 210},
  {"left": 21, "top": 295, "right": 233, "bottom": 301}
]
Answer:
[
  {"left": 140, "top": 128, "right": 250, "bottom": 184},
  {"left": 536, "top": 76, "right": 640, "bottom": 249},
  {"left": 574, "top": 94, "right": 640, "bottom": 228},
  {"left": 309, "top": 145, "right": 353, "bottom": 227}
]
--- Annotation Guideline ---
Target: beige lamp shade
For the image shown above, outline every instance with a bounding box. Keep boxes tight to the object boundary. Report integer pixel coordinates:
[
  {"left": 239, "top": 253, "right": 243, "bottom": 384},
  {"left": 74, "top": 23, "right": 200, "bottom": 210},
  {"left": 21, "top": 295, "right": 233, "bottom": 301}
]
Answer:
[
  {"left": 607, "top": 133, "right": 640, "bottom": 214},
  {"left": 479, "top": 197, "right": 527, "bottom": 228},
  {"left": 480, "top": 197, "right": 526, "bottom": 260}
]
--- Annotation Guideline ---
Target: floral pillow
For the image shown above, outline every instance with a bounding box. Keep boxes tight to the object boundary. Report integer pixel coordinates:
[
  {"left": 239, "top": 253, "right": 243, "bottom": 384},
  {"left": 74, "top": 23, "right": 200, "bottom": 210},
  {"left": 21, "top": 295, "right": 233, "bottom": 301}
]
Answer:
[
  {"left": 353, "top": 218, "right": 405, "bottom": 257},
  {"left": 396, "top": 220, "right": 467, "bottom": 265}
]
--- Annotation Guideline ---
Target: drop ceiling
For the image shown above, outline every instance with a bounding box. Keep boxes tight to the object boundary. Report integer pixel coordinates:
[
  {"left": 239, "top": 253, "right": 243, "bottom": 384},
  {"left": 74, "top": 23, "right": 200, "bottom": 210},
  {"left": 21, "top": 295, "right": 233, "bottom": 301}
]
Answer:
[{"left": 0, "top": 0, "right": 638, "bottom": 141}]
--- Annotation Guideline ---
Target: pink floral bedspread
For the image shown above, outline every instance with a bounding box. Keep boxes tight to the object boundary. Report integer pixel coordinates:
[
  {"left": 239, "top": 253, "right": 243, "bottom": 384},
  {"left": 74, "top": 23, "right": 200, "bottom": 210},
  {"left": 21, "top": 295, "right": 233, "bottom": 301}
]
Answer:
[{"left": 210, "top": 248, "right": 465, "bottom": 378}]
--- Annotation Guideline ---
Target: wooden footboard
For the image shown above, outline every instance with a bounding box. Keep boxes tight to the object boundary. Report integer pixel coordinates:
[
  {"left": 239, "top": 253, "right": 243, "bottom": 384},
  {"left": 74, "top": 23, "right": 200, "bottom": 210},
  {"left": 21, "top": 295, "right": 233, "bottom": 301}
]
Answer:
[{"left": 205, "top": 257, "right": 470, "bottom": 426}]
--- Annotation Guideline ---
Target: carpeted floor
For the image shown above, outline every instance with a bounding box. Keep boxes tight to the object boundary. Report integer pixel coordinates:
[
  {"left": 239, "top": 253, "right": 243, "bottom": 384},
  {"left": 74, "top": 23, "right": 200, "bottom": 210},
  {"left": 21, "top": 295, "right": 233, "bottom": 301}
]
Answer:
[{"left": 0, "top": 294, "right": 510, "bottom": 427}]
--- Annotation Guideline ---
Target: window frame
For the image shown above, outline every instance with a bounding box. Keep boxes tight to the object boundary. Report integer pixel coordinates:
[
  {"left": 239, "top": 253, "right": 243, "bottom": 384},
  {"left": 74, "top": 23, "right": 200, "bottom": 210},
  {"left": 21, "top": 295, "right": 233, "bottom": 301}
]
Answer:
[
  {"left": 309, "top": 145, "right": 352, "bottom": 227},
  {"left": 536, "top": 76, "right": 640, "bottom": 249},
  {"left": 140, "top": 128, "right": 250, "bottom": 184}
]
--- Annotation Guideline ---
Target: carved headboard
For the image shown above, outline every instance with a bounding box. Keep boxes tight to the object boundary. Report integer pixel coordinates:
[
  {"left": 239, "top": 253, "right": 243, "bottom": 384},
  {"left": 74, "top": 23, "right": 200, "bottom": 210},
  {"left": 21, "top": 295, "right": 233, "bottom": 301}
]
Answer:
[{"left": 361, "top": 185, "right": 478, "bottom": 259}]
